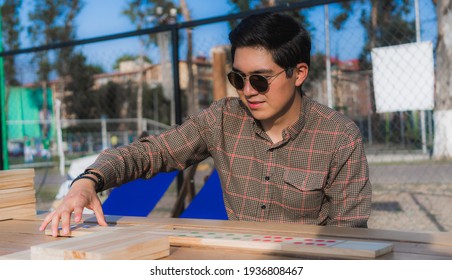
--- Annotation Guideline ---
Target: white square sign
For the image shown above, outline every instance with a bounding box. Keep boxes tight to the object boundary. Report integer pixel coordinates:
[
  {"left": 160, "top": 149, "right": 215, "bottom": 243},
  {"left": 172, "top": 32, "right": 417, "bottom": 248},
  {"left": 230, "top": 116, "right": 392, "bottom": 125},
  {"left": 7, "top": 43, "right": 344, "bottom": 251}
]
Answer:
[{"left": 371, "top": 42, "right": 434, "bottom": 113}]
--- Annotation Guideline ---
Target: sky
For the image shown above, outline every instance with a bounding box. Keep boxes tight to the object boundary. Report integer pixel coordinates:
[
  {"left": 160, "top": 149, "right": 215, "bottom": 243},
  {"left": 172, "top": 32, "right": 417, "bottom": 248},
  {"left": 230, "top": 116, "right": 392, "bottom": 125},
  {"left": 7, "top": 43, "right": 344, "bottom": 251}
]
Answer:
[
  {"left": 76, "top": 0, "right": 232, "bottom": 38},
  {"left": 17, "top": 0, "right": 234, "bottom": 77},
  {"left": 15, "top": 0, "right": 437, "bottom": 82}
]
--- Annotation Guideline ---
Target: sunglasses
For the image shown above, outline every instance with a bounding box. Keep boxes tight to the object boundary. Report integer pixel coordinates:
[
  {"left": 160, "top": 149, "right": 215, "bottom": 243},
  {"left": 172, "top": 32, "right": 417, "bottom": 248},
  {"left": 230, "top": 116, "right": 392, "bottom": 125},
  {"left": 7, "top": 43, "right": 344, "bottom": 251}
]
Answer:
[{"left": 227, "top": 69, "right": 287, "bottom": 93}]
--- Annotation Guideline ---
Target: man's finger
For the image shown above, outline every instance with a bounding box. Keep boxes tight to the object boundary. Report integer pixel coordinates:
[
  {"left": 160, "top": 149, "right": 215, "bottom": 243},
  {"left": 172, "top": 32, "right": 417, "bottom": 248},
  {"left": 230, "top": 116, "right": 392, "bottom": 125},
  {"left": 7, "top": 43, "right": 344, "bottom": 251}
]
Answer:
[
  {"left": 93, "top": 203, "right": 108, "bottom": 226},
  {"left": 72, "top": 205, "right": 84, "bottom": 224},
  {"left": 39, "top": 211, "right": 55, "bottom": 232},
  {"left": 50, "top": 214, "right": 61, "bottom": 237},
  {"left": 60, "top": 212, "right": 72, "bottom": 236}
]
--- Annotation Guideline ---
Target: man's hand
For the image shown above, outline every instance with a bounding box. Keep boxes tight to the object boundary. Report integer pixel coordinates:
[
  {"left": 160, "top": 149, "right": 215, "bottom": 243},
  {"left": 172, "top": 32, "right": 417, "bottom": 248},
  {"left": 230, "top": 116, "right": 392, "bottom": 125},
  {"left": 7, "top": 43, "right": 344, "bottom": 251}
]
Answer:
[{"left": 39, "top": 178, "right": 108, "bottom": 237}]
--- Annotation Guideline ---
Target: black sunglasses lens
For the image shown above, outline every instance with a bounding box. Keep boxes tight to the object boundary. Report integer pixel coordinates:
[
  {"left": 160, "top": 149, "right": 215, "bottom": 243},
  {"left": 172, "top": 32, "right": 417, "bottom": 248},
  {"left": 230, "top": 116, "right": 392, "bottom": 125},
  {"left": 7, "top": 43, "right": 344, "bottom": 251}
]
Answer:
[
  {"left": 228, "top": 72, "right": 244, "bottom": 90},
  {"left": 249, "top": 75, "right": 269, "bottom": 92},
  {"left": 227, "top": 72, "right": 270, "bottom": 92}
]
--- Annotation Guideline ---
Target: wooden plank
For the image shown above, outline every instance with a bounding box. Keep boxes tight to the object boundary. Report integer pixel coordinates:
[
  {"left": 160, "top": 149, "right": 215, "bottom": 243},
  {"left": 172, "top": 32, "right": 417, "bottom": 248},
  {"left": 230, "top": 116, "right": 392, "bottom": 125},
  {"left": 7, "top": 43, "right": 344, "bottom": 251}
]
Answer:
[
  {"left": 166, "top": 246, "right": 300, "bottom": 260},
  {"left": 45, "top": 223, "right": 391, "bottom": 259},
  {"left": 0, "top": 204, "right": 36, "bottom": 221},
  {"left": 0, "top": 169, "right": 35, "bottom": 191},
  {"left": 0, "top": 169, "right": 35, "bottom": 179},
  {"left": 0, "top": 220, "right": 45, "bottom": 234},
  {"left": 0, "top": 179, "right": 34, "bottom": 190},
  {"left": 0, "top": 250, "right": 31, "bottom": 260},
  {"left": 282, "top": 239, "right": 393, "bottom": 259},
  {"left": 0, "top": 169, "right": 36, "bottom": 221},
  {"left": 0, "top": 187, "right": 36, "bottom": 208},
  {"left": 135, "top": 228, "right": 393, "bottom": 259},
  {"left": 30, "top": 230, "right": 170, "bottom": 260}
]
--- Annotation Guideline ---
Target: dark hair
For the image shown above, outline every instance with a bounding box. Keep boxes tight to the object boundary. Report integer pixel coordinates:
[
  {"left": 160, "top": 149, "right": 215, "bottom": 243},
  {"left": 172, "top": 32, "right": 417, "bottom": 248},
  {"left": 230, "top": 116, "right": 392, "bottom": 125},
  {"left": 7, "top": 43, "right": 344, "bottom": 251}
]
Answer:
[{"left": 229, "top": 12, "right": 311, "bottom": 71}]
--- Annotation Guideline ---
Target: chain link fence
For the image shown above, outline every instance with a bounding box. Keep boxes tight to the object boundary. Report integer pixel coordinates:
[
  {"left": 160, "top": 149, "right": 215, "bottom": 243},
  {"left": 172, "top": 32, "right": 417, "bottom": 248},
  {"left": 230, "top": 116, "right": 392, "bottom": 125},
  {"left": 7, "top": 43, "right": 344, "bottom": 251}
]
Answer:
[{"left": 3, "top": 0, "right": 452, "bottom": 232}]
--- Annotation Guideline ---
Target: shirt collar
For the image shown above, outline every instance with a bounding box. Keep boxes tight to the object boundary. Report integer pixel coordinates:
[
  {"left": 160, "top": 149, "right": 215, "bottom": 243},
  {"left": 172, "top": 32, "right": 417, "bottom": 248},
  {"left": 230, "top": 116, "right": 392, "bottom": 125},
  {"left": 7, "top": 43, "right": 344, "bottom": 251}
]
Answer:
[
  {"left": 285, "top": 95, "right": 310, "bottom": 140},
  {"left": 239, "top": 95, "right": 310, "bottom": 141}
]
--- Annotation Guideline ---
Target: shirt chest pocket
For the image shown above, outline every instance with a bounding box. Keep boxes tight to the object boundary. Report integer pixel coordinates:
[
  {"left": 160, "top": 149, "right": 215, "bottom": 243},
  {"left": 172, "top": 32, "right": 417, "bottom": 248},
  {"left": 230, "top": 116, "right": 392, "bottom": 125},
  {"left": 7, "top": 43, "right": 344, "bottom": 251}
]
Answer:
[{"left": 282, "top": 170, "right": 325, "bottom": 218}]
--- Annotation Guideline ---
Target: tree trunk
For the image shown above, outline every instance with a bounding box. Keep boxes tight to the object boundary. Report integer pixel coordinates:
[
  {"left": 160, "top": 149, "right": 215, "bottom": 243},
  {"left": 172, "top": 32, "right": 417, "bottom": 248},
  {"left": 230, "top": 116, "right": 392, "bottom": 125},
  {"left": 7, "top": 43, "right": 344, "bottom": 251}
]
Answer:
[
  {"left": 370, "top": 0, "right": 378, "bottom": 49},
  {"left": 180, "top": 0, "right": 197, "bottom": 116},
  {"left": 158, "top": 31, "right": 175, "bottom": 124},
  {"left": 137, "top": 53, "right": 144, "bottom": 136},
  {"left": 433, "top": 0, "right": 452, "bottom": 159}
]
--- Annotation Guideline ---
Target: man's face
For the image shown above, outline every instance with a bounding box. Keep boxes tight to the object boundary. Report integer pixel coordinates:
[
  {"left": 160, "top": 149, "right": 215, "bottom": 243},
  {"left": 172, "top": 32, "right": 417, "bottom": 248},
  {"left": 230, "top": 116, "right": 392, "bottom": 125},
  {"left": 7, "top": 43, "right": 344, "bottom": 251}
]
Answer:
[{"left": 232, "top": 46, "right": 304, "bottom": 129}]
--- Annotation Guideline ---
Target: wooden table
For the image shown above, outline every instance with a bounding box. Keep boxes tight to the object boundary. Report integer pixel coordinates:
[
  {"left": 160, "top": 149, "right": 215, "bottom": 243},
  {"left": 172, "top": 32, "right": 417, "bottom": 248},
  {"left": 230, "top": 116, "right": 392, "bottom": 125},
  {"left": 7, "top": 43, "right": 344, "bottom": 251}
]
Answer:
[{"left": 1, "top": 214, "right": 452, "bottom": 260}]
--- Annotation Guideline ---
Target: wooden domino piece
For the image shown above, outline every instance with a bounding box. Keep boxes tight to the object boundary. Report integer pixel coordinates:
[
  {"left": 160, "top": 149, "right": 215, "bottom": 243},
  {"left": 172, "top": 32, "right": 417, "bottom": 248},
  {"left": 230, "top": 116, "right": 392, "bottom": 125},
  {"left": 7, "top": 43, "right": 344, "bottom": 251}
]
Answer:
[
  {"left": 31, "top": 230, "right": 169, "bottom": 260},
  {"left": 150, "top": 229, "right": 393, "bottom": 259},
  {"left": 282, "top": 239, "right": 393, "bottom": 258},
  {"left": 44, "top": 223, "right": 118, "bottom": 237}
]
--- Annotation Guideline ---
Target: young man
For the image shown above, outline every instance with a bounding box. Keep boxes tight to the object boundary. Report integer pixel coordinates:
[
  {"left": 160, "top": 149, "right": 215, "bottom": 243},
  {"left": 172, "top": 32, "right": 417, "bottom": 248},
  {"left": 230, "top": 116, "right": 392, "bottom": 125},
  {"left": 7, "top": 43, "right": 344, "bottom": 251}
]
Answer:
[{"left": 40, "top": 12, "right": 371, "bottom": 237}]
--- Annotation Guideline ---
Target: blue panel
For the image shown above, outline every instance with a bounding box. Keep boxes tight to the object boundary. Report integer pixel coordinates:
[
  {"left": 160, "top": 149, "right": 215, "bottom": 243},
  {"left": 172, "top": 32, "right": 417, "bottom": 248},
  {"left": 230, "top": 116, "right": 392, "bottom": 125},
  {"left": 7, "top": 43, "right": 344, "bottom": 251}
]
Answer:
[
  {"left": 179, "top": 169, "right": 227, "bottom": 220},
  {"left": 102, "top": 171, "right": 178, "bottom": 217}
]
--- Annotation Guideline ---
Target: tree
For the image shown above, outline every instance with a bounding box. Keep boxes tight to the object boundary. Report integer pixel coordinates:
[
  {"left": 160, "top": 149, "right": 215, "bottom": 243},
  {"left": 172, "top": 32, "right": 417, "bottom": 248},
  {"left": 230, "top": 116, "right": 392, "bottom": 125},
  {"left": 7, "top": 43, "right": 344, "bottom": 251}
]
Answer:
[
  {"left": 332, "top": 1, "right": 415, "bottom": 144},
  {"left": 123, "top": 0, "right": 178, "bottom": 132},
  {"left": 1, "top": 0, "right": 22, "bottom": 87},
  {"left": 228, "top": 0, "right": 310, "bottom": 30},
  {"left": 64, "top": 52, "right": 103, "bottom": 119},
  {"left": 179, "top": 0, "right": 198, "bottom": 116},
  {"left": 333, "top": 0, "right": 415, "bottom": 69},
  {"left": 142, "top": 83, "right": 171, "bottom": 125},
  {"left": 1, "top": 0, "right": 22, "bottom": 127},
  {"left": 54, "top": 1, "right": 84, "bottom": 79},
  {"left": 432, "top": 0, "right": 452, "bottom": 159},
  {"left": 27, "top": 0, "right": 84, "bottom": 138},
  {"left": 113, "top": 54, "right": 152, "bottom": 70}
]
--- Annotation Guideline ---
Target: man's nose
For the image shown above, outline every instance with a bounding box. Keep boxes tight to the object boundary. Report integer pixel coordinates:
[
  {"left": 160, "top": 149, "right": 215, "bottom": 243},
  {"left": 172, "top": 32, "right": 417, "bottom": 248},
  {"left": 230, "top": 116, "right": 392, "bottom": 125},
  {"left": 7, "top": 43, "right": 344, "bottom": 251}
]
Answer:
[{"left": 242, "top": 78, "right": 258, "bottom": 96}]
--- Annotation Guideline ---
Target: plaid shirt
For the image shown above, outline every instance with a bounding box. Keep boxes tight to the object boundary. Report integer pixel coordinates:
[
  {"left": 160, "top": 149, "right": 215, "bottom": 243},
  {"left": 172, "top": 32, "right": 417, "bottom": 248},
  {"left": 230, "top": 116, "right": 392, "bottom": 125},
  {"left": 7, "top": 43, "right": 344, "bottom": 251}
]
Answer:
[{"left": 89, "top": 96, "right": 371, "bottom": 227}]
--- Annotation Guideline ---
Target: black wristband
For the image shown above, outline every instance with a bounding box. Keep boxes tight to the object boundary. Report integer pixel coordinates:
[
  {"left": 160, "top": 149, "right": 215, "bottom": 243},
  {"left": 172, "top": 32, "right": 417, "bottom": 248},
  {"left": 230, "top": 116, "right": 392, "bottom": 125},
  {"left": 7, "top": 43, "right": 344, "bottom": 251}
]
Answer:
[
  {"left": 70, "top": 175, "right": 98, "bottom": 190},
  {"left": 82, "top": 170, "right": 104, "bottom": 191},
  {"left": 70, "top": 170, "right": 104, "bottom": 193}
]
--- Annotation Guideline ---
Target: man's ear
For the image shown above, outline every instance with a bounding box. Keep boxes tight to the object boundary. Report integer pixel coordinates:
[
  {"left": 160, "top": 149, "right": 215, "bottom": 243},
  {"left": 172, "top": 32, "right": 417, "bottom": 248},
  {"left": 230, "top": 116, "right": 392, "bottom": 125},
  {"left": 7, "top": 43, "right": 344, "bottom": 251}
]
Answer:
[{"left": 294, "top": 63, "right": 309, "bottom": 87}]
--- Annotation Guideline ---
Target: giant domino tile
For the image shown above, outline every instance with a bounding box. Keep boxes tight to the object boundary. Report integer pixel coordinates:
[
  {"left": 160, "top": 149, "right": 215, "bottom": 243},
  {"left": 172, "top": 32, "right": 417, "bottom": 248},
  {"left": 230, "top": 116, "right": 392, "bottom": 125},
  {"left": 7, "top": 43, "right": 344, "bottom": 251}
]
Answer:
[{"left": 28, "top": 223, "right": 395, "bottom": 259}]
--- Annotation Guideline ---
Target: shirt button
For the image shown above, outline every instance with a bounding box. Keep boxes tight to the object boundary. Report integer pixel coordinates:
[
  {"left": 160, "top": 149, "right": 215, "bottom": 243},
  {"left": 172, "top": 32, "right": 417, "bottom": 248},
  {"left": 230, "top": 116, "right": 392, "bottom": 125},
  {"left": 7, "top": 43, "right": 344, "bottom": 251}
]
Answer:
[
  {"left": 264, "top": 176, "right": 270, "bottom": 181},
  {"left": 261, "top": 205, "right": 266, "bottom": 209}
]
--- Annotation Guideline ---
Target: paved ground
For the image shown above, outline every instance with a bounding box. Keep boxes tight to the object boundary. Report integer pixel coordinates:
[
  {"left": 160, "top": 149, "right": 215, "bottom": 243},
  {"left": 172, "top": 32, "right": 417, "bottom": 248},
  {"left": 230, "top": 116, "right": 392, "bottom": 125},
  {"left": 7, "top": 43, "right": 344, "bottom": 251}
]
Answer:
[
  {"left": 368, "top": 162, "right": 452, "bottom": 232},
  {"left": 32, "top": 159, "right": 452, "bottom": 233}
]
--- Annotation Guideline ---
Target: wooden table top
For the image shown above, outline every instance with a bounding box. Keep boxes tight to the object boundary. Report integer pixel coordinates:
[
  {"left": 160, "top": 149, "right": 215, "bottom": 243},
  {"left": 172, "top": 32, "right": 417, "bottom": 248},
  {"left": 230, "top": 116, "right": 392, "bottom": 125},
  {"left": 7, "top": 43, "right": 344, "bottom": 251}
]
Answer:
[{"left": 1, "top": 214, "right": 452, "bottom": 260}]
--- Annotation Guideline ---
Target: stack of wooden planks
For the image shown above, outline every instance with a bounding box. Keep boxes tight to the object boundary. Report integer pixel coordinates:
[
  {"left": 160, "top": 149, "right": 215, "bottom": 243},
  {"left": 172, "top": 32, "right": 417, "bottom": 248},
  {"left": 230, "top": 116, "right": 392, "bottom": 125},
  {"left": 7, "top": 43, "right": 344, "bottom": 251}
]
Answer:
[{"left": 0, "top": 169, "right": 36, "bottom": 221}]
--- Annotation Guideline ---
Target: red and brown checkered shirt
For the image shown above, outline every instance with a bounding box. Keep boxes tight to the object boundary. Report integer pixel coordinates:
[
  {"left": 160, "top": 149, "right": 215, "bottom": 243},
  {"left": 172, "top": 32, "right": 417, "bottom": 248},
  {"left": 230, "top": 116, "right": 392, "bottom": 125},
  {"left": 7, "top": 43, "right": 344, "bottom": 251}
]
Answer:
[{"left": 89, "top": 96, "right": 371, "bottom": 227}]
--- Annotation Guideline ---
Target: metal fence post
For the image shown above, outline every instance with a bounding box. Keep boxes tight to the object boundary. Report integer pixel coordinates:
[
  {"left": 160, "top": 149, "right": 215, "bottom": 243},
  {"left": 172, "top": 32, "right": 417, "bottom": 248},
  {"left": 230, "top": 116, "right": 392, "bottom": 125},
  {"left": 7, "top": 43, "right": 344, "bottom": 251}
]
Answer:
[
  {"left": 101, "top": 116, "right": 107, "bottom": 150},
  {"left": 325, "top": 5, "right": 334, "bottom": 109},
  {"left": 171, "top": 25, "right": 186, "bottom": 216},
  {"left": 54, "top": 99, "right": 65, "bottom": 176},
  {"left": 0, "top": 9, "right": 8, "bottom": 170}
]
